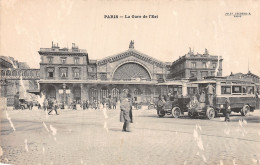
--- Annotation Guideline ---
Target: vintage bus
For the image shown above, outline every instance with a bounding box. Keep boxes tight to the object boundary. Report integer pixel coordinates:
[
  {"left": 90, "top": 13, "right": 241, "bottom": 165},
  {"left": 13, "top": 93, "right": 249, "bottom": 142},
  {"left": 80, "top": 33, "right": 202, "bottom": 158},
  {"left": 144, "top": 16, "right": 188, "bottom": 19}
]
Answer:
[{"left": 188, "top": 77, "right": 259, "bottom": 119}]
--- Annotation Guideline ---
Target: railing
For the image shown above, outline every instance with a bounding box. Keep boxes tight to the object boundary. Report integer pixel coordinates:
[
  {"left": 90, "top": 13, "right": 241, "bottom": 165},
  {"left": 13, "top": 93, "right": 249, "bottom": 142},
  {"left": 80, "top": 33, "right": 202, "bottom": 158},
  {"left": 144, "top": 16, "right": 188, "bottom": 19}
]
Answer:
[
  {"left": 0, "top": 69, "right": 40, "bottom": 80},
  {"left": 39, "top": 48, "right": 87, "bottom": 53}
]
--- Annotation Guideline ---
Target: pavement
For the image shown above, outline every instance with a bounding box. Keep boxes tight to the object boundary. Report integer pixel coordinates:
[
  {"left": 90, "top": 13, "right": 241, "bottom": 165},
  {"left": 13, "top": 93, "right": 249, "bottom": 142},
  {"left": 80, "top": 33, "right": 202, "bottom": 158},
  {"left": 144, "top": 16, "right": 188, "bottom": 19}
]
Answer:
[{"left": 1, "top": 107, "right": 260, "bottom": 165}]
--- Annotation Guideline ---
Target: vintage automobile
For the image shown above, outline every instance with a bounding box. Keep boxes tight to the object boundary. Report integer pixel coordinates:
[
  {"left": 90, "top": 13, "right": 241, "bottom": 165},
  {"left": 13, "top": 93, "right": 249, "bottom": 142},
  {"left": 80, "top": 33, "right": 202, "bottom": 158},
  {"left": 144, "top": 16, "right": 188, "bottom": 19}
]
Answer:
[
  {"left": 133, "top": 96, "right": 142, "bottom": 110},
  {"left": 187, "top": 77, "right": 259, "bottom": 119},
  {"left": 19, "top": 99, "right": 29, "bottom": 110},
  {"left": 157, "top": 95, "right": 190, "bottom": 118},
  {"left": 156, "top": 81, "right": 193, "bottom": 118}
]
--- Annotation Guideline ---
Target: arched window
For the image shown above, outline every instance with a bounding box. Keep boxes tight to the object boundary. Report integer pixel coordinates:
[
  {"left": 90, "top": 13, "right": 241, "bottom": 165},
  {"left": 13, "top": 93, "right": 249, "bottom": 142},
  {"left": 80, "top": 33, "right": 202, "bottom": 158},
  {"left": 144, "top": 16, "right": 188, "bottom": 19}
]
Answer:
[
  {"left": 6, "top": 70, "right": 11, "bottom": 76},
  {"left": 12, "top": 70, "right": 17, "bottom": 76},
  {"left": 134, "top": 88, "right": 142, "bottom": 95}
]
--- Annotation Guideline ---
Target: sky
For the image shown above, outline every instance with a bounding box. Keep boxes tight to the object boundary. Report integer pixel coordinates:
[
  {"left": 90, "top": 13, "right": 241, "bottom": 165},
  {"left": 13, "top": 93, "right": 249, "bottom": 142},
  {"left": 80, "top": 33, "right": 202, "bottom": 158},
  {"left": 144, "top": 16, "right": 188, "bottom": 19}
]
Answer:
[{"left": 0, "top": 0, "right": 260, "bottom": 76}]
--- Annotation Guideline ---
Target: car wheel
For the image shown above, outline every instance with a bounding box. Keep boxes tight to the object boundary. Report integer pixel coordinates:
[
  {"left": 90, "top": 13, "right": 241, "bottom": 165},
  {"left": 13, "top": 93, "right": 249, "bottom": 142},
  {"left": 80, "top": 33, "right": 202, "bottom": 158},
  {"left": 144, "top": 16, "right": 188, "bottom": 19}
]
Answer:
[
  {"left": 241, "top": 105, "right": 250, "bottom": 116},
  {"left": 172, "top": 107, "right": 181, "bottom": 118},
  {"left": 158, "top": 110, "right": 165, "bottom": 117},
  {"left": 206, "top": 107, "right": 215, "bottom": 120}
]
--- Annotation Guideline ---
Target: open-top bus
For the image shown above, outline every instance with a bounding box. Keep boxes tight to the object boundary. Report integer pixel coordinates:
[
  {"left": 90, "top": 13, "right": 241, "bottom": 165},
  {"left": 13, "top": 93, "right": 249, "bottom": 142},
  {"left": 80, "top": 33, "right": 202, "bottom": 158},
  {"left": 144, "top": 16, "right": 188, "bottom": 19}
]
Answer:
[{"left": 188, "top": 76, "right": 258, "bottom": 119}]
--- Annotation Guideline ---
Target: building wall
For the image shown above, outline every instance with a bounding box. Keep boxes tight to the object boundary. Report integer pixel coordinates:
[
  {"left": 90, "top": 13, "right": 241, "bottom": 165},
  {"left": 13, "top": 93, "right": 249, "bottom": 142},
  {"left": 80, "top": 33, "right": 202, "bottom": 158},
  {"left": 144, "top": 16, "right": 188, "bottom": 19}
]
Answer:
[{"left": 170, "top": 53, "right": 223, "bottom": 79}]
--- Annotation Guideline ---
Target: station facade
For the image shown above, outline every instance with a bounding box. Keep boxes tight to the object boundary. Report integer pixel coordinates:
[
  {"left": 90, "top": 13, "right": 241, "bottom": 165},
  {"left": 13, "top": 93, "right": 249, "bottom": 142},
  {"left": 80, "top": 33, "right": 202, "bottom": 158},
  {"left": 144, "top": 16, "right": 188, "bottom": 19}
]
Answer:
[{"left": 39, "top": 41, "right": 170, "bottom": 105}]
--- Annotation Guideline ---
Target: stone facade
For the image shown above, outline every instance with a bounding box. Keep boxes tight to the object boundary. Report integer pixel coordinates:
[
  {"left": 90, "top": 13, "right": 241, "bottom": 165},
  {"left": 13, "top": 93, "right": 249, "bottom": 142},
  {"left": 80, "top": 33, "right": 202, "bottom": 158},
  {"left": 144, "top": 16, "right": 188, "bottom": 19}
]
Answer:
[
  {"left": 0, "top": 56, "right": 39, "bottom": 106},
  {"left": 39, "top": 42, "right": 168, "bottom": 106},
  {"left": 168, "top": 48, "right": 223, "bottom": 79}
]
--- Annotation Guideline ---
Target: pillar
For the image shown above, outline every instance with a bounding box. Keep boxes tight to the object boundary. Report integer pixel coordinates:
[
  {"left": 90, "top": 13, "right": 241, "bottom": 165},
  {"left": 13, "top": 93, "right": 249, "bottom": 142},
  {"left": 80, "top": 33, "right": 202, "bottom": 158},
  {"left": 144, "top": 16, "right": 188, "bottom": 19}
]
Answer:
[
  {"left": 216, "top": 81, "right": 221, "bottom": 96},
  {"left": 182, "top": 82, "right": 187, "bottom": 97}
]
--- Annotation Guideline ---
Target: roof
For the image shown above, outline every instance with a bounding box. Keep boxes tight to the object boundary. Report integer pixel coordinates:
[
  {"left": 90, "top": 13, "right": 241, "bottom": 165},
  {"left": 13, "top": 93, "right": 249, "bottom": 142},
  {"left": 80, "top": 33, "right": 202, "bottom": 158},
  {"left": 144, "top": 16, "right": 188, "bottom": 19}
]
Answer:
[{"left": 96, "top": 49, "right": 167, "bottom": 67}]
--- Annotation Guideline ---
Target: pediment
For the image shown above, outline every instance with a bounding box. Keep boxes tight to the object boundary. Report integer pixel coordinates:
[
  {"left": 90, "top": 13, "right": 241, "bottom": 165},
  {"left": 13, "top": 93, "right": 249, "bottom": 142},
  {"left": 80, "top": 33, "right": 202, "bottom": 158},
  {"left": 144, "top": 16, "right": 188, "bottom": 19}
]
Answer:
[{"left": 97, "top": 49, "right": 166, "bottom": 67}]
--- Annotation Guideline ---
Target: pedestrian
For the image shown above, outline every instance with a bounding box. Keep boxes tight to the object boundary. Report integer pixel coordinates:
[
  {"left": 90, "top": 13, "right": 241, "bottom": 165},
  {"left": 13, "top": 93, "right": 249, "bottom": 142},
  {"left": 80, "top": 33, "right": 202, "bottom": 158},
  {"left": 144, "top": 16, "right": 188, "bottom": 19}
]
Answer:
[
  {"left": 86, "top": 100, "right": 89, "bottom": 109},
  {"left": 14, "top": 92, "right": 20, "bottom": 110},
  {"left": 28, "top": 101, "right": 33, "bottom": 110},
  {"left": 43, "top": 99, "right": 48, "bottom": 111},
  {"left": 83, "top": 100, "right": 86, "bottom": 110},
  {"left": 72, "top": 100, "right": 77, "bottom": 110},
  {"left": 112, "top": 97, "right": 117, "bottom": 109},
  {"left": 206, "top": 83, "right": 215, "bottom": 106},
  {"left": 224, "top": 97, "right": 230, "bottom": 122},
  {"left": 120, "top": 89, "right": 133, "bottom": 132},
  {"left": 199, "top": 90, "right": 206, "bottom": 108},
  {"left": 157, "top": 95, "right": 166, "bottom": 116},
  {"left": 48, "top": 99, "right": 59, "bottom": 115}
]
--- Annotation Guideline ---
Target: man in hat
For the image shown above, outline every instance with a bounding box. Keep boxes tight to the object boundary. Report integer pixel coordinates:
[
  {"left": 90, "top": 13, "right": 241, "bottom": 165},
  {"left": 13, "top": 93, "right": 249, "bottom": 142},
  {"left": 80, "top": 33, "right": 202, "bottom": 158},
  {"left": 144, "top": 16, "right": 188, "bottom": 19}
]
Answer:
[
  {"left": 206, "top": 83, "right": 215, "bottom": 106},
  {"left": 120, "top": 89, "right": 133, "bottom": 132},
  {"left": 224, "top": 97, "right": 230, "bottom": 122}
]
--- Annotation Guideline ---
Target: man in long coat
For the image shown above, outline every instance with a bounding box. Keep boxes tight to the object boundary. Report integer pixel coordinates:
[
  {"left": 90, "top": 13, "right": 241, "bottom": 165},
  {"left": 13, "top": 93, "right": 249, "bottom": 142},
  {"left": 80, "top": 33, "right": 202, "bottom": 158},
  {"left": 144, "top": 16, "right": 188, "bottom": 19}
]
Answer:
[
  {"left": 224, "top": 97, "right": 231, "bottom": 122},
  {"left": 120, "top": 90, "right": 133, "bottom": 132}
]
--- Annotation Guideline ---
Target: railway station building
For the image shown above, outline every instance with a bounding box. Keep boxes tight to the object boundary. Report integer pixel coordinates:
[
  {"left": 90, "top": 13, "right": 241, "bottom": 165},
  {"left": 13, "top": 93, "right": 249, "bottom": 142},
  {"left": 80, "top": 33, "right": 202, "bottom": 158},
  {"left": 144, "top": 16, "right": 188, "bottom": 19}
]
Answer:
[{"left": 38, "top": 41, "right": 170, "bottom": 106}]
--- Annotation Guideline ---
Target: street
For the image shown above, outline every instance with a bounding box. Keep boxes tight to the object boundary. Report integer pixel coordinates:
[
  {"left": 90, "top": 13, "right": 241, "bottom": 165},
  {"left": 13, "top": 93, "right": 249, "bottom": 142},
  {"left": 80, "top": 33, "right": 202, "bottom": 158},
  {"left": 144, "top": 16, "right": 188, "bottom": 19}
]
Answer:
[{"left": 1, "top": 107, "right": 260, "bottom": 165}]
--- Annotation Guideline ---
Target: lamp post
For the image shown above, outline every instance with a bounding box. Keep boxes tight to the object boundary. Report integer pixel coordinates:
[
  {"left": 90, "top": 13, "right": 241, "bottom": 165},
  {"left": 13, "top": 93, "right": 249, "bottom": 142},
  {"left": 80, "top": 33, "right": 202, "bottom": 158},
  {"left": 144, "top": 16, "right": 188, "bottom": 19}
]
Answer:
[{"left": 63, "top": 83, "right": 66, "bottom": 108}]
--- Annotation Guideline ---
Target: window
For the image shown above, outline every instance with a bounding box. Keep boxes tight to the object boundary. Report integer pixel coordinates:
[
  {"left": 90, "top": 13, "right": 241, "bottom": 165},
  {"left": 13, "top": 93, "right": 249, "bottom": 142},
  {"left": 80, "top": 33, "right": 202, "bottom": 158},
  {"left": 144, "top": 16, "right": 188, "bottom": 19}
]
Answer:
[
  {"left": 242, "top": 86, "right": 247, "bottom": 94},
  {"left": 202, "top": 62, "right": 207, "bottom": 68},
  {"left": 247, "top": 86, "right": 254, "bottom": 94},
  {"left": 191, "top": 62, "right": 196, "bottom": 68},
  {"left": 74, "top": 57, "right": 79, "bottom": 64},
  {"left": 201, "top": 71, "right": 208, "bottom": 77},
  {"left": 61, "top": 57, "right": 67, "bottom": 64},
  {"left": 73, "top": 68, "right": 80, "bottom": 78},
  {"left": 232, "top": 86, "right": 242, "bottom": 93},
  {"left": 211, "top": 71, "right": 215, "bottom": 76},
  {"left": 47, "top": 68, "right": 54, "bottom": 79},
  {"left": 89, "top": 66, "right": 95, "bottom": 72},
  {"left": 60, "top": 68, "right": 68, "bottom": 78},
  {"left": 100, "top": 73, "right": 107, "bottom": 80},
  {"left": 188, "top": 87, "right": 198, "bottom": 95},
  {"left": 221, "top": 86, "right": 231, "bottom": 94},
  {"left": 47, "top": 56, "right": 53, "bottom": 64},
  {"left": 212, "top": 63, "right": 217, "bottom": 69},
  {"left": 190, "top": 71, "right": 197, "bottom": 78}
]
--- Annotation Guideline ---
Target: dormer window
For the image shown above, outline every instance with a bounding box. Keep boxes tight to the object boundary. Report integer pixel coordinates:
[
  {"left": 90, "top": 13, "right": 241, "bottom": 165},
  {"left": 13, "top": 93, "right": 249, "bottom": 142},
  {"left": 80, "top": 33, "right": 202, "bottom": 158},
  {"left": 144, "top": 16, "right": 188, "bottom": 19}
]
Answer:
[
  {"left": 47, "top": 56, "right": 53, "bottom": 64},
  {"left": 61, "top": 57, "right": 67, "bottom": 64},
  {"left": 202, "top": 62, "right": 207, "bottom": 68},
  {"left": 191, "top": 62, "right": 196, "bottom": 68},
  {"left": 74, "top": 57, "right": 79, "bottom": 64},
  {"left": 212, "top": 63, "right": 217, "bottom": 69}
]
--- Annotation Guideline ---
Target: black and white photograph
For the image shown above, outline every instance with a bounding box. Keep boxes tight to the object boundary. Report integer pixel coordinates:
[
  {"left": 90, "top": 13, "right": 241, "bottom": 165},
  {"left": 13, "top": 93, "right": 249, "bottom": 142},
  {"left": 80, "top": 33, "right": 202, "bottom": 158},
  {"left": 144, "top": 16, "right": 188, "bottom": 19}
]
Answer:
[{"left": 0, "top": 0, "right": 260, "bottom": 164}]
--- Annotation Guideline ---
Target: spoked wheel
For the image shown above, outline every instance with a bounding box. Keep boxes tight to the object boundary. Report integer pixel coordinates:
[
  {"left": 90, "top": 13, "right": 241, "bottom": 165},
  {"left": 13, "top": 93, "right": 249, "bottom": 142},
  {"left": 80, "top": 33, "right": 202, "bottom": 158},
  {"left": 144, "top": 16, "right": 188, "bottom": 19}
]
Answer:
[
  {"left": 172, "top": 107, "right": 181, "bottom": 118},
  {"left": 188, "top": 111, "right": 195, "bottom": 118},
  {"left": 157, "top": 110, "right": 165, "bottom": 117},
  {"left": 206, "top": 107, "right": 215, "bottom": 120},
  {"left": 241, "top": 105, "right": 250, "bottom": 116}
]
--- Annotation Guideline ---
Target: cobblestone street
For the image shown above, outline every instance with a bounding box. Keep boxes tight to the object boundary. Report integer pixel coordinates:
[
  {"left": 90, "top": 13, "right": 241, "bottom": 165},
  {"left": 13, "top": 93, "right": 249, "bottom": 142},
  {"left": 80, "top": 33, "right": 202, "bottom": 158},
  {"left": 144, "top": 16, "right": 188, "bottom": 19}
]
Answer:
[{"left": 1, "top": 107, "right": 260, "bottom": 165}]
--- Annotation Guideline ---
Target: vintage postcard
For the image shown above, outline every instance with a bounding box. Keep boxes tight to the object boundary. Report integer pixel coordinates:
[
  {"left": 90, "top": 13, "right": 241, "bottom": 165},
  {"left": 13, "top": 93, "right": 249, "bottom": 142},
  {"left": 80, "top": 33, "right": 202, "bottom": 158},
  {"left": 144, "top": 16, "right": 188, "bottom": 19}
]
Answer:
[{"left": 0, "top": 0, "right": 260, "bottom": 164}]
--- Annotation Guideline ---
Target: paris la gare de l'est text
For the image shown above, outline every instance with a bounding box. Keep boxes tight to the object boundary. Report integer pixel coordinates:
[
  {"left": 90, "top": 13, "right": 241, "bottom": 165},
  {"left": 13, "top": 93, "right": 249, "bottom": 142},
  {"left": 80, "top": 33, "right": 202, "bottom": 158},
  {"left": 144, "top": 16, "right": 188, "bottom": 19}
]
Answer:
[{"left": 104, "top": 15, "right": 158, "bottom": 19}]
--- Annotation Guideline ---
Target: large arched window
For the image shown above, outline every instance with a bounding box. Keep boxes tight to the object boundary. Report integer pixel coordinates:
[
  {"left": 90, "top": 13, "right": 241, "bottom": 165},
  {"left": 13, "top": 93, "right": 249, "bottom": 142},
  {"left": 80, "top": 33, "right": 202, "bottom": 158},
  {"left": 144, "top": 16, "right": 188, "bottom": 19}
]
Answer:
[{"left": 113, "top": 62, "right": 151, "bottom": 81}]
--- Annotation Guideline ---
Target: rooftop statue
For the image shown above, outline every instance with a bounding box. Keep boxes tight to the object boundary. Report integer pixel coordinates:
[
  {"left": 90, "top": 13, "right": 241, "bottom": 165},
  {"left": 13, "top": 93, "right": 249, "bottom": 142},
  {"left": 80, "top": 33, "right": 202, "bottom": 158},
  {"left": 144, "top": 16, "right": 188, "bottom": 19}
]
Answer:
[{"left": 129, "top": 40, "right": 134, "bottom": 49}]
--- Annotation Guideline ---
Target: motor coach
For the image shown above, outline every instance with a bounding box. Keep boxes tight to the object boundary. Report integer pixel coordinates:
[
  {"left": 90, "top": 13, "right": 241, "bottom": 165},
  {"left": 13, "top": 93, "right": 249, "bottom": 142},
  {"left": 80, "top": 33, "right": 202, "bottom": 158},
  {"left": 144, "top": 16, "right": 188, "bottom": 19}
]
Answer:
[{"left": 188, "top": 77, "right": 258, "bottom": 119}]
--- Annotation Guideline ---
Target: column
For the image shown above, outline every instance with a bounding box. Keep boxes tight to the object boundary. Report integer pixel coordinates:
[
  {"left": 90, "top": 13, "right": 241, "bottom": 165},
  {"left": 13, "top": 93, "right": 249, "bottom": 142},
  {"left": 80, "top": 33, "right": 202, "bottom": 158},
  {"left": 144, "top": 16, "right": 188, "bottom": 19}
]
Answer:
[
  {"left": 216, "top": 81, "right": 221, "bottom": 96},
  {"left": 80, "top": 83, "right": 83, "bottom": 102},
  {"left": 63, "top": 83, "right": 66, "bottom": 106},
  {"left": 182, "top": 82, "right": 187, "bottom": 97}
]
